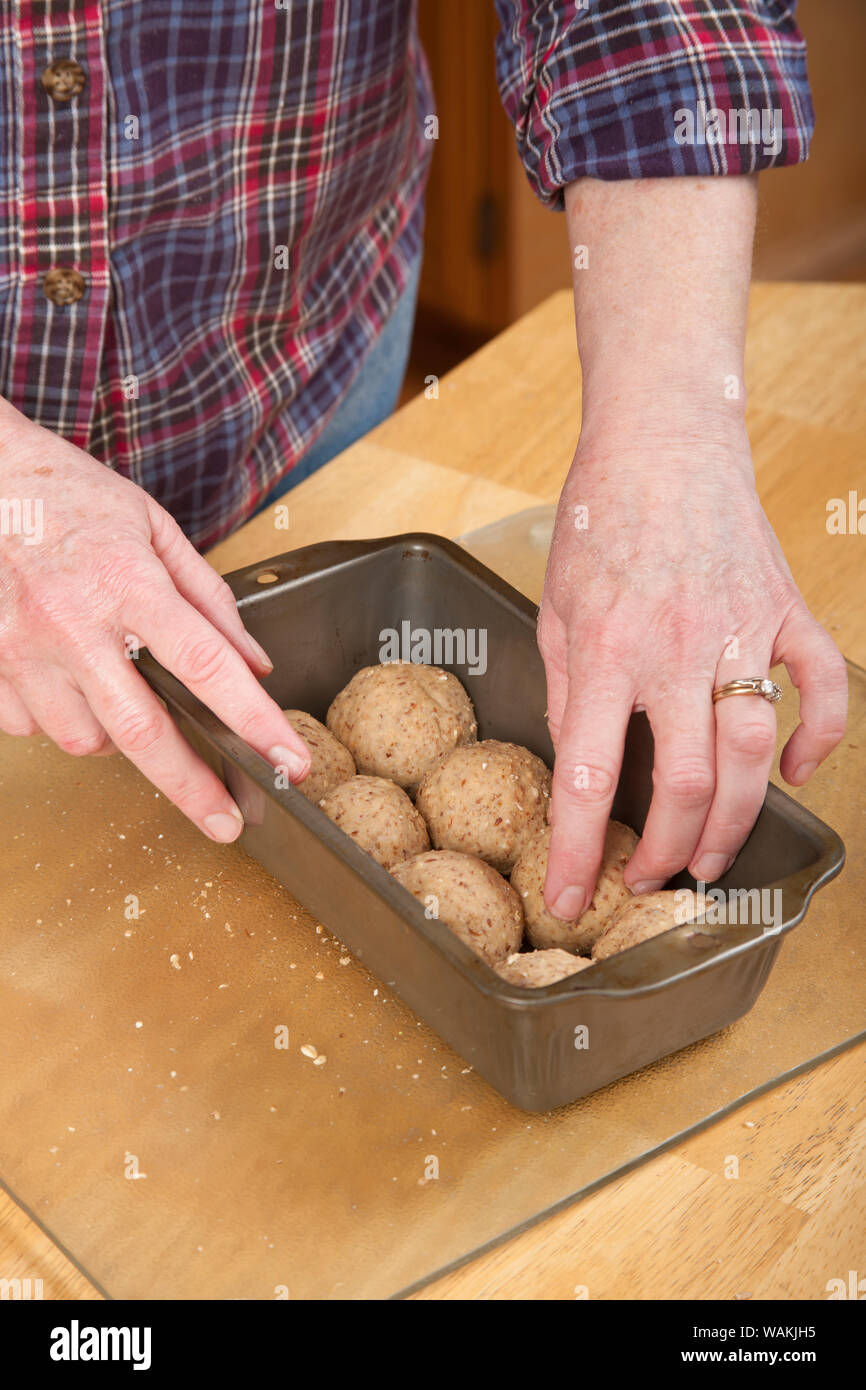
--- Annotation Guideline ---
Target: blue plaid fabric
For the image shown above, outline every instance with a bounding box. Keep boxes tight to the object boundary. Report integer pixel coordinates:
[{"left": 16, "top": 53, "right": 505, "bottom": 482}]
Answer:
[
  {"left": 495, "top": 0, "right": 813, "bottom": 204},
  {"left": 0, "top": 1, "right": 812, "bottom": 549}
]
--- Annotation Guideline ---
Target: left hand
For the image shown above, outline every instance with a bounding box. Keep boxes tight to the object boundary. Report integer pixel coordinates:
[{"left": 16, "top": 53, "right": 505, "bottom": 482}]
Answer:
[{"left": 539, "top": 419, "right": 848, "bottom": 921}]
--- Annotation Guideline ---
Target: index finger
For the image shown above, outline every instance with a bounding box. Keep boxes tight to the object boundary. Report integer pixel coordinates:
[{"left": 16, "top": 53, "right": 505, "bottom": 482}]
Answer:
[
  {"left": 544, "top": 666, "right": 634, "bottom": 920},
  {"left": 126, "top": 579, "right": 311, "bottom": 779},
  {"left": 145, "top": 499, "right": 273, "bottom": 676}
]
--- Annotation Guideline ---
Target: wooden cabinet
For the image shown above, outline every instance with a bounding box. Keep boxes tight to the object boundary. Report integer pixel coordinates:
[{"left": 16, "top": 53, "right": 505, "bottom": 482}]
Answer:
[
  {"left": 415, "top": 0, "right": 866, "bottom": 344},
  {"left": 416, "top": 0, "right": 511, "bottom": 338}
]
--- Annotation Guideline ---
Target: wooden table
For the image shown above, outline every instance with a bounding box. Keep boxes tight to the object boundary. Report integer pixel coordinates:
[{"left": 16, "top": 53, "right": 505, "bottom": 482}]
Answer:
[{"left": 3, "top": 285, "right": 864, "bottom": 1300}]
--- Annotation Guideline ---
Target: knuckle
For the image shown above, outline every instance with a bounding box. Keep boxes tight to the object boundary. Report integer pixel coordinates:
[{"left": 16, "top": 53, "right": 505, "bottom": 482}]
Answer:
[
  {"left": 15, "top": 578, "right": 74, "bottom": 633},
  {"left": 174, "top": 633, "right": 231, "bottom": 686},
  {"left": 91, "top": 548, "right": 142, "bottom": 605},
  {"left": 110, "top": 705, "right": 166, "bottom": 756},
  {"left": 640, "top": 853, "right": 686, "bottom": 880},
  {"left": 56, "top": 727, "right": 109, "bottom": 758},
  {"left": 558, "top": 757, "right": 618, "bottom": 806},
  {"left": 727, "top": 719, "right": 776, "bottom": 762},
  {"left": 233, "top": 706, "right": 273, "bottom": 750},
  {"left": 0, "top": 713, "right": 39, "bottom": 738},
  {"left": 652, "top": 600, "right": 702, "bottom": 658},
  {"left": 577, "top": 621, "right": 634, "bottom": 671},
  {"left": 214, "top": 576, "right": 239, "bottom": 612},
  {"left": 163, "top": 771, "right": 207, "bottom": 813},
  {"left": 812, "top": 718, "right": 847, "bottom": 747},
  {"left": 656, "top": 758, "right": 715, "bottom": 807},
  {"left": 149, "top": 503, "right": 182, "bottom": 550},
  {"left": 711, "top": 819, "right": 754, "bottom": 843},
  {"left": 807, "top": 658, "right": 848, "bottom": 704},
  {"left": 815, "top": 666, "right": 849, "bottom": 707}
]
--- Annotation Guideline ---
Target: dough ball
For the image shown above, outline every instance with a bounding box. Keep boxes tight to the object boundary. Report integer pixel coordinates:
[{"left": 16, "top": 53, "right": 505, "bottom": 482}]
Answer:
[
  {"left": 392, "top": 850, "right": 523, "bottom": 965},
  {"left": 318, "top": 775, "right": 429, "bottom": 871},
  {"left": 326, "top": 662, "right": 477, "bottom": 793},
  {"left": 512, "top": 820, "right": 638, "bottom": 954},
  {"left": 495, "top": 949, "right": 595, "bottom": 989},
  {"left": 591, "top": 889, "right": 709, "bottom": 962},
  {"left": 283, "top": 709, "right": 355, "bottom": 803},
  {"left": 416, "top": 740, "right": 551, "bottom": 874}
]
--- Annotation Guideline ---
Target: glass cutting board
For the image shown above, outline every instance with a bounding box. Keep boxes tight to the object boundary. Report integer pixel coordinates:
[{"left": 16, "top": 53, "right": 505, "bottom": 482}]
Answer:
[{"left": 0, "top": 520, "right": 862, "bottom": 1299}]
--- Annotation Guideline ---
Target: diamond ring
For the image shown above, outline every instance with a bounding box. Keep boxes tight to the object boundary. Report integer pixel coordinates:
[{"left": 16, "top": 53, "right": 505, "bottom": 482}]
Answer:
[{"left": 712, "top": 677, "right": 783, "bottom": 705}]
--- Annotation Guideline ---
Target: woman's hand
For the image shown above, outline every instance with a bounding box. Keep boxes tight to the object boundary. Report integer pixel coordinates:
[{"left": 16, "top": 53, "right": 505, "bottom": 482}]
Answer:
[
  {"left": 0, "top": 399, "right": 310, "bottom": 840},
  {"left": 540, "top": 417, "right": 848, "bottom": 919},
  {"left": 542, "top": 173, "right": 847, "bottom": 919}
]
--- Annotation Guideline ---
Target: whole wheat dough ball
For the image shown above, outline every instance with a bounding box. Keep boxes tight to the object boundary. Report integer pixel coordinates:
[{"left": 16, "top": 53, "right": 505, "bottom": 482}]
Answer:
[
  {"left": 283, "top": 709, "right": 355, "bottom": 803},
  {"left": 416, "top": 740, "right": 551, "bottom": 874},
  {"left": 495, "top": 949, "right": 595, "bottom": 988},
  {"left": 511, "top": 820, "right": 639, "bottom": 954},
  {"left": 591, "top": 889, "right": 709, "bottom": 962},
  {"left": 326, "top": 662, "right": 477, "bottom": 793},
  {"left": 318, "top": 775, "right": 429, "bottom": 870},
  {"left": 392, "top": 849, "right": 523, "bottom": 965}
]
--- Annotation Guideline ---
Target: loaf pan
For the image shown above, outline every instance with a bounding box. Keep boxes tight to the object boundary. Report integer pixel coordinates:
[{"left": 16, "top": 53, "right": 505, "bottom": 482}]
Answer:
[{"left": 138, "top": 535, "right": 845, "bottom": 1111}]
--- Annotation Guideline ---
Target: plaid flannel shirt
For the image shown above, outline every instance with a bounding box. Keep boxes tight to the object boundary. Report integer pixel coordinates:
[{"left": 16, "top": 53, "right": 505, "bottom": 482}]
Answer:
[{"left": 0, "top": 2, "right": 813, "bottom": 549}]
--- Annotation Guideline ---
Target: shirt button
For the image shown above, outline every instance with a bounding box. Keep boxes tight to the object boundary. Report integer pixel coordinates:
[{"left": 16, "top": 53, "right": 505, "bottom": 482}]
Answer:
[
  {"left": 41, "top": 58, "right": 87, "bottom": 101},
  {"left": 43, "top": 268, "right": 86, "bottom": 306}
]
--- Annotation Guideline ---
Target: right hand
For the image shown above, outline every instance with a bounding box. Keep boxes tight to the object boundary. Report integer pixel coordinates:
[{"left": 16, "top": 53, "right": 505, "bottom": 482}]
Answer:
[{"left": 0, "top": 400, "right": 311, "bottom": 841}]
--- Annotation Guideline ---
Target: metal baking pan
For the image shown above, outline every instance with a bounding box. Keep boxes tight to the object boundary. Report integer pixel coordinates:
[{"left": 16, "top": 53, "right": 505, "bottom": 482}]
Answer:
[{"left": 139, "top": 534, "right": 845, "bottom": 1111}]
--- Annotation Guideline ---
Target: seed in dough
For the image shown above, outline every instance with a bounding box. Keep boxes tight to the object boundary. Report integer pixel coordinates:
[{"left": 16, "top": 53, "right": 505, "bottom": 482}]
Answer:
[
  {"left": 282, "top": 709, "right": 355, "bottom": 803},
  {"left": 416, "top": 739, "right": 551, "bottom": 874},
  {"left": 495, "top": 948, "right": 595, "bottom": 988},
  {"left": 392, "top": 849, "right": 524, "bottom": 965},
  {"left": 326, "top": 662, "right": 477, "bottom": 794},
  {"left": 318, "top": 775, "right": 429, "bottom": 871},
  {"left": 591, "top": 889, "right": 709, "bottom": 961},
  {"left": 512, "top": 820, "right": 638, "bottom": 954}
]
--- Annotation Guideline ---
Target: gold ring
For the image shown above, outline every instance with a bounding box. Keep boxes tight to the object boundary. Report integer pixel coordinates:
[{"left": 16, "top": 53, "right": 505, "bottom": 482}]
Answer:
[{"left": 712, "top": 677, "right": 782, "bottom": 705}]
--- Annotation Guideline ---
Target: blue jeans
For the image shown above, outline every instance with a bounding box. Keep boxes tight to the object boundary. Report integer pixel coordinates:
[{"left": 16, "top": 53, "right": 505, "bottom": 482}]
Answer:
[{"left": 255, "top": 255, "right": 421, "bottom": 512}]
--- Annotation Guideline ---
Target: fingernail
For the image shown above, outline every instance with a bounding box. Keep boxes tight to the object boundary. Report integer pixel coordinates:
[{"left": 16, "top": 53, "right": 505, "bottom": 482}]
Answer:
[
  {"left": 792, "top": 760, "right": 817, "bottom": 785},
  {"left": 628, "top": 879, "right": 666, "bottom": 895},
  {"left": 203, "top": 808, "right": 244, "bottom": 842},
  {"left": 244, "top": 631, "right": 273, "bottom": 671},
  {"left": 269, "top": 745, "right": 310, "bottom": 782},
  {"left": 692, "top": 853, "right": 731, "bottom": 883},
  {"left": 549, "top": 886, "right": 586, "bottom": 921}
]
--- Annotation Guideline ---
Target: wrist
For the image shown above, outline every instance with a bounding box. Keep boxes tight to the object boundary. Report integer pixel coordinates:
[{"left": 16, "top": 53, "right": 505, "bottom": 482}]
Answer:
[
  {"left": 581, "top": 346, "right": 746, "bottom": 417},
  {"left": 579, "top": 364, "right": 748, "bottom": 446},
  {"left": 573, "top": 395, "right": 753, "bottom": 484}
]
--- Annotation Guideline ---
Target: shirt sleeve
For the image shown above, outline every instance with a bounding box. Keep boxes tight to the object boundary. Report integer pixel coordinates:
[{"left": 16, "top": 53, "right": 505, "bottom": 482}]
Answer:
[{"left": 494, "top": 0, "right": 815, "bottom": 207}]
